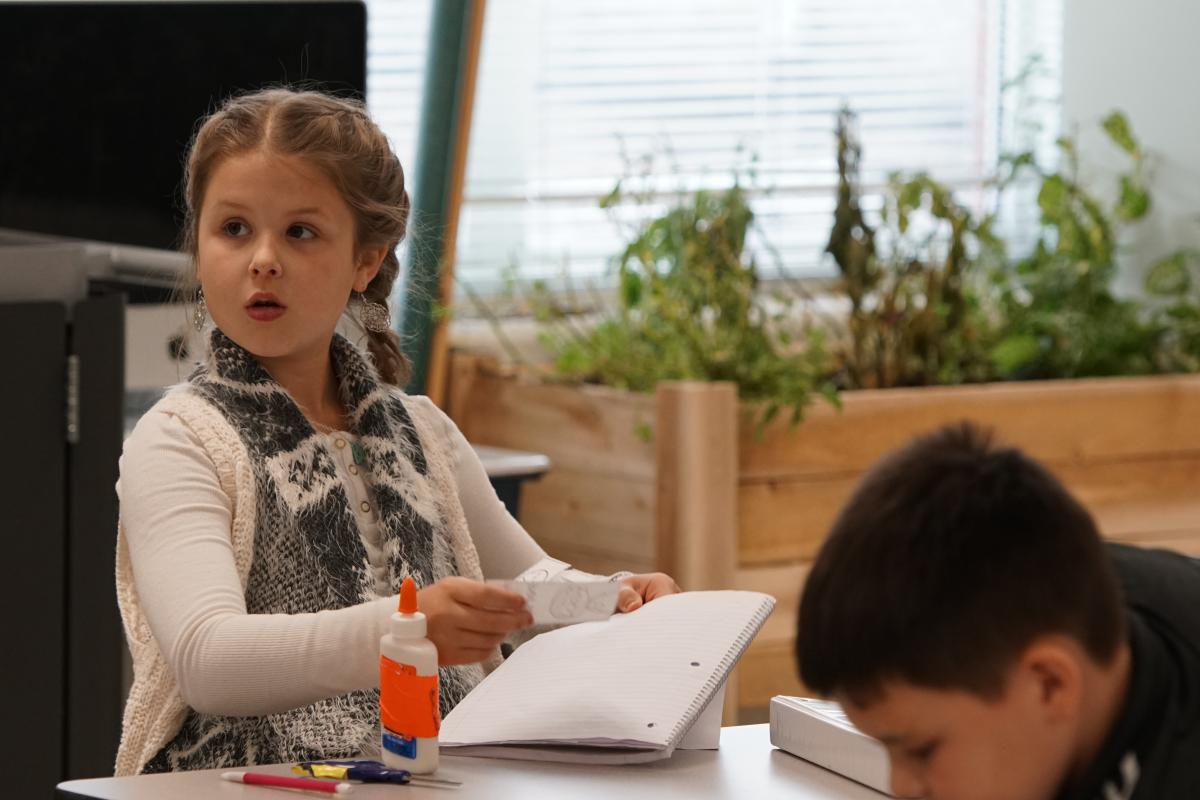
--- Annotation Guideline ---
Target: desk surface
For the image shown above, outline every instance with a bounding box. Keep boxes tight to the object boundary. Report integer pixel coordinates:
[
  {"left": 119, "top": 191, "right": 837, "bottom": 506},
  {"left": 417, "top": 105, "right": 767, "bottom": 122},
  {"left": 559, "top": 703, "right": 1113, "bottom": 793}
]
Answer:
[
  {"left": 57, "top": 725, "right": 886, "bottom": 799},
  {"left": 471, "top": 444, "right": 550, "bottom": 478}
]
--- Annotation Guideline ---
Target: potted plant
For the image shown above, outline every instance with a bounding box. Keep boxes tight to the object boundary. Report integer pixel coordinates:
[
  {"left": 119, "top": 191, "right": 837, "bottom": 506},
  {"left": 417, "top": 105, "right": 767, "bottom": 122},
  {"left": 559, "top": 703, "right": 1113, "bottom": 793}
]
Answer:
[{"left": 446, "top": 110, "right": 1200, "bottom": 715}]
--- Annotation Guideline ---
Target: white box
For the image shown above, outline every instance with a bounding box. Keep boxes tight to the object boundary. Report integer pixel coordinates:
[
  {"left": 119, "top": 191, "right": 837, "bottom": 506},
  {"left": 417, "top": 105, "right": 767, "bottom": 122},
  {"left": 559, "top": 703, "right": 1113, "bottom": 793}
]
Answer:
[{"left": 769, "top": 696, "right": 895, "bottom": 796}]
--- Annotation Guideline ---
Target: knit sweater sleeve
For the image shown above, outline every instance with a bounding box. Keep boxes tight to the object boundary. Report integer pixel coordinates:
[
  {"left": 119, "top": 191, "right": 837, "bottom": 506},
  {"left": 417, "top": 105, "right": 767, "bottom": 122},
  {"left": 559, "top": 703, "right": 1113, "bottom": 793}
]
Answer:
[{"left": 119, "top": 409, "right": 397, "bottom": 717}]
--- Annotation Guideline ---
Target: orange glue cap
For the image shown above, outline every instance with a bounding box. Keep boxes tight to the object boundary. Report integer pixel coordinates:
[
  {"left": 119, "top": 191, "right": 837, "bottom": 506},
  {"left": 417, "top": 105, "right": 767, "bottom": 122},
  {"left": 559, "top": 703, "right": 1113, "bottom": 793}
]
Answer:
[{"left": 399, "top": 576, "right": 419, "bottom": 614}]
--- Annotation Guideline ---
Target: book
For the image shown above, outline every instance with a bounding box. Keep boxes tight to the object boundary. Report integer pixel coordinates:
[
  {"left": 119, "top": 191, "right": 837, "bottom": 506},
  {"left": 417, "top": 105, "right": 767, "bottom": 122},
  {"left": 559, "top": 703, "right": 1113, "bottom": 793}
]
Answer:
[
  {"left": 440, "top": 590, "right": 776, "bottom": 764},
  {"left": 769, "top": 696, "right": 896, "bottom": 795}
]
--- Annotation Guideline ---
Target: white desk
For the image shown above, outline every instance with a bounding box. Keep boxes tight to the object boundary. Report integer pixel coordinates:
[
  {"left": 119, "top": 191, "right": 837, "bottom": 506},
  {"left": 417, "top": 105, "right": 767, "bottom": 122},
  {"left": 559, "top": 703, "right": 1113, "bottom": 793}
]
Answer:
[
  {"left": 471, "top": 444, "right": 550, "bottom": 479},
  {"left": 472, "top": 443, "right": 549, "bottom": 520},
  {"left": 57, "top": 724, "right": 886, "bottom": 799}
]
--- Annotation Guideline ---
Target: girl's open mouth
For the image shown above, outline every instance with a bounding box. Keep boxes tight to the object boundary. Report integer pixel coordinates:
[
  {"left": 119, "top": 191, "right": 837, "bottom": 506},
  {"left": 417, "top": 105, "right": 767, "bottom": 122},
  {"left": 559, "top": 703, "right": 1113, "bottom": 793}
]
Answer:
[{"left": 245, "top": 294, "right": 287, "bottom": 321}]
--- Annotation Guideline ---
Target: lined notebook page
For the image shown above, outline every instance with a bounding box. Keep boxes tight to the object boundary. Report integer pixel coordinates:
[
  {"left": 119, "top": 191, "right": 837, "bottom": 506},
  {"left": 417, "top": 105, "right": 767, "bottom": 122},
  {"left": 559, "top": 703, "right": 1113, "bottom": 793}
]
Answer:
[{"left": 441, "top": 590, "right": 775, "bottom": 750}]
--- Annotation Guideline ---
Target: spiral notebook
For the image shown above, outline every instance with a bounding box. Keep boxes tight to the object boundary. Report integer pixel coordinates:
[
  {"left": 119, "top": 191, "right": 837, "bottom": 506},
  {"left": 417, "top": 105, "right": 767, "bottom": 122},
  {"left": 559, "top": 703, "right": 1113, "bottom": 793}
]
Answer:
[{"left": 440, "top": 590, "right": 776, "bottom": 764}]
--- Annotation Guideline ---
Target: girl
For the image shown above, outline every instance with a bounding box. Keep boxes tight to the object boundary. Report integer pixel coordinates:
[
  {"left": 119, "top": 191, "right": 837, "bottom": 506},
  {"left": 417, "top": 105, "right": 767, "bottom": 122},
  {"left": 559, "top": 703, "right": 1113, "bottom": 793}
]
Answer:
[{"left": 115, "top": 88, "right": 679, "bottom": 776}]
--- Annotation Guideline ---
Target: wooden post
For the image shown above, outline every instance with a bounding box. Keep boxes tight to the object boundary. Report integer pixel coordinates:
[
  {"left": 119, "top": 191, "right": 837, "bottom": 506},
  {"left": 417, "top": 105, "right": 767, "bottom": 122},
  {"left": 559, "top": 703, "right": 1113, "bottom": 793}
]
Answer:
[
  {"left": 654, "top": 381, "right": 740, "bottom": 722},
  {"left": 444, "top": 351, "right": 481, "bottom": 430}
]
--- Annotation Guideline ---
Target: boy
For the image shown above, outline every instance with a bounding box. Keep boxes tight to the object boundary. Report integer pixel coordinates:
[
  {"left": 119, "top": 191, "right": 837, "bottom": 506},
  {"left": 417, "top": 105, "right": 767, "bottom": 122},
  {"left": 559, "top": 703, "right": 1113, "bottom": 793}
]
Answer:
[{"left": 796, "top": 422, "right": 1200, "bottom": 800}]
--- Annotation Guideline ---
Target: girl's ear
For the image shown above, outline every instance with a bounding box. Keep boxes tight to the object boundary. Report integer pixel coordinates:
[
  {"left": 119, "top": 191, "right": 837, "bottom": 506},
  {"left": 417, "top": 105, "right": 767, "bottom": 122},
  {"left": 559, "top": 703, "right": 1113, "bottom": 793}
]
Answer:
[{"left": 353, "top": 247, "right": 387, "bottom": 292}]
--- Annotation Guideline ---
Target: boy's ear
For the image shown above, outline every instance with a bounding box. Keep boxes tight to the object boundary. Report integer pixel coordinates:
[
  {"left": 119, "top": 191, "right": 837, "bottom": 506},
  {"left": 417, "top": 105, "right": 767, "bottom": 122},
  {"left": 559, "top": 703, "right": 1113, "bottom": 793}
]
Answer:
[
  {"left": 1016, "top": 636, "right": 1084, "bottom": 723},
  {"left": 353, "top": 247, "right": 387, "bottom": 292}
]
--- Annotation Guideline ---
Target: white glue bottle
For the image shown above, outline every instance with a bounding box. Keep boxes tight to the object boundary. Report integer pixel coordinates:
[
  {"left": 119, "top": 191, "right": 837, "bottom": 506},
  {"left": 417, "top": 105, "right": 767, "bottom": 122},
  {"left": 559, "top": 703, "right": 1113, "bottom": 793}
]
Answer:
[{"left": 380, "top": 575, "right": 440, "bottom": 773}]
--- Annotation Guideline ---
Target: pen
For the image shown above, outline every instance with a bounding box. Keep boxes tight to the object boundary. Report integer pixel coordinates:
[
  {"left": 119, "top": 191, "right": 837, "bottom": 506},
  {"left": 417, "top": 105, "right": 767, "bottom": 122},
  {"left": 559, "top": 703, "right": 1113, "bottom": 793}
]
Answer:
[
  {"left": 221, "top": 771, "right": 354, "bottom": 795},
  {"left": 295, "top": 760, "right": 463, "bottom": 789}
]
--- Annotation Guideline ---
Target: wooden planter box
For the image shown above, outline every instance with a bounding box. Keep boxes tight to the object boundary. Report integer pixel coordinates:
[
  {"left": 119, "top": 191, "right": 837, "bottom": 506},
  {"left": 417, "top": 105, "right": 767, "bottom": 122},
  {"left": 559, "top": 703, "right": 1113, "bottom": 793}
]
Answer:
[{"left": 447, "top": 352, "right": 1200, "bottom": 715}]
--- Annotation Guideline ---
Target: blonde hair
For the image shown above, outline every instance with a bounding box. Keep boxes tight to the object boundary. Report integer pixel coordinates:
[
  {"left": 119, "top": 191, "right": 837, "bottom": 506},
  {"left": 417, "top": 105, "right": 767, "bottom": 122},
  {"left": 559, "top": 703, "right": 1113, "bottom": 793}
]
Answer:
[{"left": 181, "top": 87, "right": 411, "bottom": 386}]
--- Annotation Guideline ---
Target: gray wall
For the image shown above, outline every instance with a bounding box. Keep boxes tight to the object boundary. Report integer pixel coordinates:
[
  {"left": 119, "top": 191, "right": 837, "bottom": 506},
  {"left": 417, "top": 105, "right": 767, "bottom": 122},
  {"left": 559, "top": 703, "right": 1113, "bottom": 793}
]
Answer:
[{"left": 1063, "top": 0, "right": 1200, "bottom": 284}]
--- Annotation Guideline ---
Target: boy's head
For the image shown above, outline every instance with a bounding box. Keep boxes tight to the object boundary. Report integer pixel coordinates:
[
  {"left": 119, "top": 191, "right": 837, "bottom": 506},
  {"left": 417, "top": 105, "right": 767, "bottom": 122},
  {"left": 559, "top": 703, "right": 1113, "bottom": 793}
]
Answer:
[{"left": 796, "top": 422, "right": 1128, "bottom": 800}]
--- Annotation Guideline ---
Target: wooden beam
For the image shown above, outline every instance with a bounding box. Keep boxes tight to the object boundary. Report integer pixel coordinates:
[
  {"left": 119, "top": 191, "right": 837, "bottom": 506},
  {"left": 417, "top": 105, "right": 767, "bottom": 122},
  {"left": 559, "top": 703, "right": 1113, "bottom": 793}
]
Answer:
[
  {"left": 740, "top": 375, "right": 1200, "bottom": 480},
  {"left": 655, "top": 381, "right": 739, "bottom": 592}
]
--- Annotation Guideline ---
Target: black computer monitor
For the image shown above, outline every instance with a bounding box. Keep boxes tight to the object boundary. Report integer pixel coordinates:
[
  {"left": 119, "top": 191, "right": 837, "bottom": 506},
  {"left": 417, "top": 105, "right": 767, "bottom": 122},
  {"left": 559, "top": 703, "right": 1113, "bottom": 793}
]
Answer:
[{"left": 0, "top": 1, "right": 367, "bottom": 251}]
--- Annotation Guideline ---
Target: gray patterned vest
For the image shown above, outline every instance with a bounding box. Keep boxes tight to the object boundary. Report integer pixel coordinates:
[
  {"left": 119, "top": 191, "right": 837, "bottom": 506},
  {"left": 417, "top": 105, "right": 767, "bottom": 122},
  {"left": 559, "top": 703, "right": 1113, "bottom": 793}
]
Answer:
[{"left": 142, "top": 330, "right": 482, "bottom": 773}]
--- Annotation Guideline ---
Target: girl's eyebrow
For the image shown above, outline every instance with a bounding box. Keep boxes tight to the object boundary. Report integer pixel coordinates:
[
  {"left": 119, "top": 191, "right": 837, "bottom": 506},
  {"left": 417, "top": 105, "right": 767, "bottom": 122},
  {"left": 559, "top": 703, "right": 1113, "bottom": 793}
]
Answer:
[
  {"left": 287, "top": 207, "right": 329, "bottom": 218},
  {"left": 210, "top": 200, "right": 330, "bottom": 218},
  {"left": 210, "top": 200, "right": 250, "bottom": 211}
]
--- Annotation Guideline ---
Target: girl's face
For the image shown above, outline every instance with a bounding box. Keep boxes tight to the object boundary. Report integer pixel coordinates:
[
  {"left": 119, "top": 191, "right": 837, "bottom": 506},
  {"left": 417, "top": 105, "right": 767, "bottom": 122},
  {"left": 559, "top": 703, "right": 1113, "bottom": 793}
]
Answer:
[{"left": 195, "top": 150, "right": 385, "bottom": 368}]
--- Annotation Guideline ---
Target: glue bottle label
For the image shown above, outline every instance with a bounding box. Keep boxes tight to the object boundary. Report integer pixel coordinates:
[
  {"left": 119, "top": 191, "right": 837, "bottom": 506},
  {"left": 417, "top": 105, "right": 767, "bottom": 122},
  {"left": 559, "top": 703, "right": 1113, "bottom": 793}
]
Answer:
[
  {"left": 379, "top": 656, "right": 440, "bottom": 758},
  {"left": 381, "top": 730, "right": 418, "bottom": 759}
]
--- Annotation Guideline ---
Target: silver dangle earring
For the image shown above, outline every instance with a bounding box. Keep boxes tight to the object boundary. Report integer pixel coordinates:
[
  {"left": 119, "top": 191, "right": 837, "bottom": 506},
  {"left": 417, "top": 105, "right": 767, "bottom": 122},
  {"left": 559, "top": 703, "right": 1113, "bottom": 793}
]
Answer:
[
  {"left": 357, "top": 291, "right": 391, "bottom": 333},
  {"left": 193, "top": 289, "right": 208, "bottom": 331}
]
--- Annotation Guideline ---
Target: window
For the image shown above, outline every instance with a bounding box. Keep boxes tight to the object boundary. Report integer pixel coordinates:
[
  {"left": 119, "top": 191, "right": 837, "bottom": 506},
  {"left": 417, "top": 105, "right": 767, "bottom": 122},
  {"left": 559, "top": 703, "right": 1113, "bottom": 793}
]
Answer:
[
  {"left": 365, "top": 0, "right": 433, "bottom": 210},
  {"left": 368, "top": 0, "right": 1063, "bottom": 296}
]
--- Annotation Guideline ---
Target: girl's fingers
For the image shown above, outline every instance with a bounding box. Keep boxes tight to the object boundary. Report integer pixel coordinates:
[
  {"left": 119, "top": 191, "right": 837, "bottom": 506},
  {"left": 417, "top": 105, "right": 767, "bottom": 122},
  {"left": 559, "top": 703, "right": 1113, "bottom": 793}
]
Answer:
[
  {"left": 442, "top": 647, "right": 499, "bottom": 666},
  {"left": 456, "top": 605, "right": 533, "bottom": 634},
  {"left": 446, "top": 578, "right": 527, "bottom": 613},
  {"left": 428, "top": 625, "right": 508, "bottom": 666},
  {"left": 617, "top": 585, "right": 643, "bottom": 613},
  {"left": 644, "top": 573, "right": 681, "bottom": 601},
  {"left": 618, "top": 573, "right": 681, "bottom": 608},
  {"left": 448, "top": 629, "right": 508, "bottom": 652}
]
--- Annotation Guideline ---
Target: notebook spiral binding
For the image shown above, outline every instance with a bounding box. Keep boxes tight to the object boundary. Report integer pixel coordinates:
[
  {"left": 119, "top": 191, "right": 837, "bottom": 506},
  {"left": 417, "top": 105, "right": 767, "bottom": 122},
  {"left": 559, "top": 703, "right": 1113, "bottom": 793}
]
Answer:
[{"left": 665, "top": 595, "right": 776, "bottom": 748}]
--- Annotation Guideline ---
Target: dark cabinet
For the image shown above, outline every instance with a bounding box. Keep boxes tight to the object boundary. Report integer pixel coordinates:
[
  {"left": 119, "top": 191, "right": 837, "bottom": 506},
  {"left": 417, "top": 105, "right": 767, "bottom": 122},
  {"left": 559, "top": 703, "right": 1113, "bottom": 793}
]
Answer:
[{"left": 2, "top": 264, "right": 125, "bottom": 796}]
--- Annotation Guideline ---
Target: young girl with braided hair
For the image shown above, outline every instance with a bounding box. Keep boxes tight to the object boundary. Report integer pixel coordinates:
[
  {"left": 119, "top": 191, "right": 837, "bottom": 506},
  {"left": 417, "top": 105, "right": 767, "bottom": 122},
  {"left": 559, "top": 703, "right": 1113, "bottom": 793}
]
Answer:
[{"left": 115, "top": 88, "right": 679, "bottom": 775}]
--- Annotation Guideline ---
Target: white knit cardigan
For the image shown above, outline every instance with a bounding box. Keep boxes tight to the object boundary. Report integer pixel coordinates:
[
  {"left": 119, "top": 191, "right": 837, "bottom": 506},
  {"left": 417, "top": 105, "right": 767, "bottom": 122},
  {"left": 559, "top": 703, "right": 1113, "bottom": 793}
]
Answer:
[{"left": 113, "top": 386, "right": 494, "bottom": 776}]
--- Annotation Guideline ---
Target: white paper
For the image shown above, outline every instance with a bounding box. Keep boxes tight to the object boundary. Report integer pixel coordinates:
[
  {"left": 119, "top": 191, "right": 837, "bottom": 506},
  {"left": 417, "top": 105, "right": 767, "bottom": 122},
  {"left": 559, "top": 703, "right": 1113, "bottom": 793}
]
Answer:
[
  {"left": 442, "top": 590, "right": 776, "bottom": 763},
  {"left": 488, "top": 579, "right": 619, "bottom": 625}
]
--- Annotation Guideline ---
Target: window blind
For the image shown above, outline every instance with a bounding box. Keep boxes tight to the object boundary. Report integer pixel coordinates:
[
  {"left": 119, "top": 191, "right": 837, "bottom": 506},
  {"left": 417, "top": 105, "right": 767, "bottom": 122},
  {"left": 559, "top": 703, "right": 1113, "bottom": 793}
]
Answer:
[
  {"left": 365, "top": 0, "right": 433, "bottom": 241},
  {"left": 366, "top": 0, "right": 1062, "bottom": 295}
]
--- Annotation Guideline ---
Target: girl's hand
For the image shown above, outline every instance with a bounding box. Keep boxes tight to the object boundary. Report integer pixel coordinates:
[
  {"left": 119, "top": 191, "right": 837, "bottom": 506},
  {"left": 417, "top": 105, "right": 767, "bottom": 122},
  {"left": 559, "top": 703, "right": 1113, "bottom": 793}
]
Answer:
[
  {"left": 617, "top": 572, "right": 681, "bottom": 613},
  {"left": 417, "top": 577, "right": 533, "bottom": 666}
]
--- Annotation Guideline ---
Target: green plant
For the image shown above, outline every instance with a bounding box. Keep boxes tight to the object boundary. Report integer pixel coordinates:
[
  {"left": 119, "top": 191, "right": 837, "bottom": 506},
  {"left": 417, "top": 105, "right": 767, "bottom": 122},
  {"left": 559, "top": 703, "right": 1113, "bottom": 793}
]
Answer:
[
  {"left": 831, "top": 106, "right": 1200, "bottom": 385},
  {"left": 826, "top": 109, "right": 1004, "bottom": 389},
  {"left": 1144, "top": 247, "right": 1200, "bottom": 372},
  {"left": 986, "top": 112, "right": 1171, "bottom": 378},
  {"left": 469, "top": 107, "right": 1198, "bottom": 428},
  {"left": 520, "top": 171, "right": 838, "bottom": 431}
]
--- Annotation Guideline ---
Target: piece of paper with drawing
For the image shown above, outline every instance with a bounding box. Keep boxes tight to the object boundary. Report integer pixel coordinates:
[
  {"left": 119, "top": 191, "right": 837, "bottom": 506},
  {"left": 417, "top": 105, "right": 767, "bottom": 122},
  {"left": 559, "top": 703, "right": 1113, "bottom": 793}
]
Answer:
[{"left": 488, "top": 580, "right": 620, "bottom": 625}]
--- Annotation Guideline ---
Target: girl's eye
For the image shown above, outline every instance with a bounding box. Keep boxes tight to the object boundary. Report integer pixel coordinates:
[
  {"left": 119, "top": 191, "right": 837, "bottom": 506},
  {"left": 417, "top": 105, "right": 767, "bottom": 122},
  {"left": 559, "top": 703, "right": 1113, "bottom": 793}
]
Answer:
[
  {"left": 223, "top": 220, "right": 249, "bottom": 237},
  {"left": 287, "top": 224, "right": 316, "bottom": 240}
]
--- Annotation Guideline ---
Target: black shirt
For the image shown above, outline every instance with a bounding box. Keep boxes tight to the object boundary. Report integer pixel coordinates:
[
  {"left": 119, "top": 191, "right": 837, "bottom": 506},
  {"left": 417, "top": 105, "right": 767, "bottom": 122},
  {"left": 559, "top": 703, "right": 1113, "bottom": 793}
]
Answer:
[{"left": 1059, "top": 543, "right": 1200, "bottom": 800}]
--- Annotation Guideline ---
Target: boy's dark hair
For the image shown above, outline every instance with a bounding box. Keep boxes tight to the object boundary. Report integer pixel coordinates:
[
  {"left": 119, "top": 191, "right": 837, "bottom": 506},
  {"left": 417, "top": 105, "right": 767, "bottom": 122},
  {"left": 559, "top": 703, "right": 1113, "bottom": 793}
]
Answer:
[{"left": 796, "top": 421, "right": 1125, "bottom": 704}]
